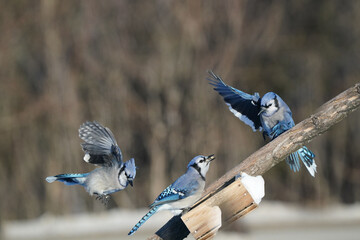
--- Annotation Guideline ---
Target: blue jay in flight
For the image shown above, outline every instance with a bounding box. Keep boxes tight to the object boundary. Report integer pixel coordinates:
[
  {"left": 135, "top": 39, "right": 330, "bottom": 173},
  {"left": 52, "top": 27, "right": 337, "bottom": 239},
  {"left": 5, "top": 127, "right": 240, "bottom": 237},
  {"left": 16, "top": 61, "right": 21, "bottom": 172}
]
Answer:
[
  {"left": 46, "top": 121, "right": 136, "bottom": 203},
  {"left": 128, "top": 154, "right": 215, "bottom": 235},
  {"left": 208, "top": 71, "right": 317, "bottom": 177}
]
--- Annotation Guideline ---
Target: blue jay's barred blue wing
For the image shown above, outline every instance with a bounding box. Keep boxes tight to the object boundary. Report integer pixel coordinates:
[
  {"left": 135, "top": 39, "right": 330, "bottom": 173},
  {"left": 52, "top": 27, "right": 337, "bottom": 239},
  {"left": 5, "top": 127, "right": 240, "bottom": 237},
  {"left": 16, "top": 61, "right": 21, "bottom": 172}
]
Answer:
[
  {"left": 207, "top": 71, "right": 262, "bottom": 131},
  {"left": 269, "top": 120, "right": 294, "bottom": 139},
  {"left": 79, "top": 121, "right": 123, "bottom": 166},
  {"left": 45, "top": 173, "right": 89, "bottom": 186},
  {"left": 286, "top": 146, "right": 316, "bottom": 177},
  {"left": 128, "top": 205, "right": 160, "bottom": 235},
  {"left": 149, "top": 186, "right": 188, "bottom": 208}
]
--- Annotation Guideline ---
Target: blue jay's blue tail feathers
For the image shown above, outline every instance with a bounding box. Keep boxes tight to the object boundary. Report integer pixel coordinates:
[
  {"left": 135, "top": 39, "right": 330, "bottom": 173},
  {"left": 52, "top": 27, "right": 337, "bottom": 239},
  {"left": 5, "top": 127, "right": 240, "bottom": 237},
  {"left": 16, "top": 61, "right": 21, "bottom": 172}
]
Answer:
[
  {"left": 46, "top": 173, "right": 89, "bottom": 186},
  {"left": 286, "top": 146, "right": 317, "bottom": 177},
  {"left": 128, "top": 205, "right": 160, "bottom": 235}
]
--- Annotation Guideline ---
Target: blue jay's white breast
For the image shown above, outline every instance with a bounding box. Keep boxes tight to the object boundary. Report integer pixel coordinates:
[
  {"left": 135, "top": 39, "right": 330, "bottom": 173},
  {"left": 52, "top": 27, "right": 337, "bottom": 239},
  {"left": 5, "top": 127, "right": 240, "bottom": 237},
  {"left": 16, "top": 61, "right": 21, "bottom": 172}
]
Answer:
[
  {"left": 84, "top": 167, "right": 122, "bottom": 195},
  {"left": 173, "top": 190, "right": 203, "bottom": 209},
  {"left": 260, "top": 108, "right": 287, "bottom": 133}
]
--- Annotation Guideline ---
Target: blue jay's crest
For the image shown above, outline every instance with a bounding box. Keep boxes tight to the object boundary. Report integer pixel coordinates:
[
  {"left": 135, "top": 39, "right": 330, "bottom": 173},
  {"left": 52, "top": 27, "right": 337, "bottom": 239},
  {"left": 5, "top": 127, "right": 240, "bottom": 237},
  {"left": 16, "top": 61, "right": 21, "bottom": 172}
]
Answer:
[
  {"left": 186, "top": 154, "right": 215, "bottom": 168},
  {"left": 187, "top": 155, "right": 206, "bottom": 168},
  {"left": 261, "top": 92, "right": 277, "bottom": 106},
  {"left": 124, "top": 158, "right": 136, "bottom": 179},
  {"left": 207, "top": 70, "right": 262, "bottom": 131},
  {"left": 79, "top": 121, "right": 123, "bottom": 166}
]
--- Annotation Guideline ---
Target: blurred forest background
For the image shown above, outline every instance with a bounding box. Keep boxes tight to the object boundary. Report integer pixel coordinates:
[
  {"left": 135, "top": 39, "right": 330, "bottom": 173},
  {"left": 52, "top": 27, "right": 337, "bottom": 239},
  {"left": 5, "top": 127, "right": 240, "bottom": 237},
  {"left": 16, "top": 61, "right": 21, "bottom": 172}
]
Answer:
[{"left": 0, "top": 0, "right": 359, "bottom": 224}]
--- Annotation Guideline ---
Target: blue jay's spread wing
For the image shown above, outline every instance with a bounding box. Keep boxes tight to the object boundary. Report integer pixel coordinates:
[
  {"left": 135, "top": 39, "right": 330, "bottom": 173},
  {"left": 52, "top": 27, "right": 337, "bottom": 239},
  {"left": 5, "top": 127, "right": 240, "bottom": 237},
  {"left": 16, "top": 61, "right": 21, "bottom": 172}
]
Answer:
[
  {"left": 79, "top": 121, "right": 123, "bottom": 166},
  {"left": 207, "top": 71, "right": 262, "bottom": 131}
]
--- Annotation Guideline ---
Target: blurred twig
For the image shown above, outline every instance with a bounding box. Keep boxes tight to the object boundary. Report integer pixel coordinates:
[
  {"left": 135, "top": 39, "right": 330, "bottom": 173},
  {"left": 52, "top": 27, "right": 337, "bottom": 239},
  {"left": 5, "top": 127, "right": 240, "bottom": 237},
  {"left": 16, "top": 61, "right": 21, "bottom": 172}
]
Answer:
[{"left": 148, "top": 83, "right": 360, "bottom": 240}]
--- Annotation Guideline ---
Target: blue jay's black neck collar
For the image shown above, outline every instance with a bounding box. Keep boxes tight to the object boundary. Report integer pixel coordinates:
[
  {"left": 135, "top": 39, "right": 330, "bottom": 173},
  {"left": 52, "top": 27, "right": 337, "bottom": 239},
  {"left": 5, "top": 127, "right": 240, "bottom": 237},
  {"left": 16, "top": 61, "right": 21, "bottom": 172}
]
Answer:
[
  {"left": 191, "top": 164, "right": 205, "bottom": 181},
  {"left": 274, "top": 95, "right": 279, "bottom": 108},
  {"left": 118, "top": 164, "right": 125, "bottom": 176}
]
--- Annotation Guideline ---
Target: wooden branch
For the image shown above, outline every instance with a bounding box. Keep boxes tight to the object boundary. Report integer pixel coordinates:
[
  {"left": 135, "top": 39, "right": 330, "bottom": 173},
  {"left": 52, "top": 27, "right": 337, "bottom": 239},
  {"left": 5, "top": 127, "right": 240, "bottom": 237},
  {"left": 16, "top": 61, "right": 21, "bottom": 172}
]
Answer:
[{"left": 148, "top": 83, "right": 360, "bottom": 240}]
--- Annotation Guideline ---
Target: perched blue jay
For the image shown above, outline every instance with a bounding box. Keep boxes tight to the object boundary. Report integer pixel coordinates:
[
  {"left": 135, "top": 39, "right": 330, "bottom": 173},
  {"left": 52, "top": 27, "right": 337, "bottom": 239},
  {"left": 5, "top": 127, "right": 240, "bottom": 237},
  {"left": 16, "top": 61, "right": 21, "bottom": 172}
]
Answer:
[
  {"left": 46, "top": 121, "right": 136, "bottom": 203},
  {"left": 208, "top": 71, "right": 317, "bottom": 177},
  {"left": 128, "top": 154, "right": 215, "bottom": 235}
]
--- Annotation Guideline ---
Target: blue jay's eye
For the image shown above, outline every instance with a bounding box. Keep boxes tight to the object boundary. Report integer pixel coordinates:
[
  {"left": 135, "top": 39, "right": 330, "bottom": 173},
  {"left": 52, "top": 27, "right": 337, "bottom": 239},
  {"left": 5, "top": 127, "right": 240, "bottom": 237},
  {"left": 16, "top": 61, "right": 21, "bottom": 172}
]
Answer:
[
  {"left": 199, "top": 158, "right": 205, "bottom": 163},
  {"left": 264, "top": 103, "right": 272, "bottom": 108}
]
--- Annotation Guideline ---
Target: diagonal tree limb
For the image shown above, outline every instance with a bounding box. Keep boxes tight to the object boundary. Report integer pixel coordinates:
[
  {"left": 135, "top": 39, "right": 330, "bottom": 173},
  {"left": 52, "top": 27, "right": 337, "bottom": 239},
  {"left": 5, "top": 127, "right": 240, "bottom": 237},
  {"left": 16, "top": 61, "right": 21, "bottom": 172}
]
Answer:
[{"left": 148, "top": 83, "right": 360, "bottom": 240}]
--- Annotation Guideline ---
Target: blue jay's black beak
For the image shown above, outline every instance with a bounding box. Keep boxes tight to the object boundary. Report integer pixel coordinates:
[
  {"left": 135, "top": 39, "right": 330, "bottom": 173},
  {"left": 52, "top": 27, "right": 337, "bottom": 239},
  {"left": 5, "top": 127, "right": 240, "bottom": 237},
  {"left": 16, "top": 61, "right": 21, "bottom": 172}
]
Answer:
[
  {"left": 258, "top": 108, "right": 265, "bottom": 115},
  {"left": 206, "top": 154, "right": 215, "bottom": 162},
  {"left": 128, "top": 180, "right": 133, "bottom": 187}
]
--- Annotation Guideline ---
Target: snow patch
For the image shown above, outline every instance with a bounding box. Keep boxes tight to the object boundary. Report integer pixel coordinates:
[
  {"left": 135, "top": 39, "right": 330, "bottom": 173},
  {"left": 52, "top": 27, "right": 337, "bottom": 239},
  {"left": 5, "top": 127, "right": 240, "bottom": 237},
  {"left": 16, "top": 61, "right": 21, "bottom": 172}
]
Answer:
[{"left": 239, "top": 173, "right": 265, "bottom": 204}]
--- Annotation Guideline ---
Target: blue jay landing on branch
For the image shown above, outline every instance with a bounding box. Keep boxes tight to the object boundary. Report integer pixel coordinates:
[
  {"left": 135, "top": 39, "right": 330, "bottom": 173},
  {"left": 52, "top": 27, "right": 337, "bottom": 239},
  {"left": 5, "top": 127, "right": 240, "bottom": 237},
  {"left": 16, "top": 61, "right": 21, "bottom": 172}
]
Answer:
[
  {"left": 46, "top": 121, "right": 136, "bottom": 204},
  {"left": 208, "top": 71, "right": 317, "bottom": 177},
  {"left": 128, "top": 154, "right": 215, "bottom": 235}
]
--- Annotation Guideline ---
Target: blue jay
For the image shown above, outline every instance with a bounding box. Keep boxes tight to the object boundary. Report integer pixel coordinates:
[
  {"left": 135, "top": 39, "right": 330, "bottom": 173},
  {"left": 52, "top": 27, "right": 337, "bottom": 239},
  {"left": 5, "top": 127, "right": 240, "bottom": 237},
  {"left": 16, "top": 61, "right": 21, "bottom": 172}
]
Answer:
[
  {"left": 46, "top": 121, "right": 136, "bottom": 203},
  {"left": 128, "top": 154, "right": 215, "bottom": 235},
  {"left": 208, "top": 71, "right": 317, "bottom": 177}
]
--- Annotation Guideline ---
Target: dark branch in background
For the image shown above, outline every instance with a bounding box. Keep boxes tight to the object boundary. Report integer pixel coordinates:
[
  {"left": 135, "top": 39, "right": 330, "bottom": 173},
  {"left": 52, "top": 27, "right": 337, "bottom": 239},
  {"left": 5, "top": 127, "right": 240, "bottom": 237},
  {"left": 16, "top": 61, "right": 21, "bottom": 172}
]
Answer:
[{"left": 148, "top": 83, "right": 360, "bottom": 240}]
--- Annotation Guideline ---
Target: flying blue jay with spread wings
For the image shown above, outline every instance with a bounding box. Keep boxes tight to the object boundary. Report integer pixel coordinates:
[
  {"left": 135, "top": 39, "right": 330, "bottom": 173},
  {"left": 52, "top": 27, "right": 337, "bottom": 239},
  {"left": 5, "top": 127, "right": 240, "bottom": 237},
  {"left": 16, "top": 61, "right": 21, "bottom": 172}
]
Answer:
[
  {"left": 46, "top": 121, "right": 136, "bottom": 203},
  {"left": 128, "top": 154, "right": 215, "bottom": 235},
  {"left": 208, "top": 71, "right": 317, "bottom": 177}
]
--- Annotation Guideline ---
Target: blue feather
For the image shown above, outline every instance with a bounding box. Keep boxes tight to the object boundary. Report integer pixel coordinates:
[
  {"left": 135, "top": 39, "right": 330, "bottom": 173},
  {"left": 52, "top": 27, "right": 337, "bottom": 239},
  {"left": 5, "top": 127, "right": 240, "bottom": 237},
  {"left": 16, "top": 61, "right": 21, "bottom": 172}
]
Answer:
[
  {"left": 286, "top": 147, "right": 315, "bottom": 173},
  {"left": 128, "top": 205, "right": 160, "bottom": 235},
  {"left": 46, "top": 173, "right": 89, "bottom": 186},
  {"left": 207, "top": 71, "right": 262, "bottom": 131},
  {"left": 149, "top": 186, "right": 188, "bottom": 208}
]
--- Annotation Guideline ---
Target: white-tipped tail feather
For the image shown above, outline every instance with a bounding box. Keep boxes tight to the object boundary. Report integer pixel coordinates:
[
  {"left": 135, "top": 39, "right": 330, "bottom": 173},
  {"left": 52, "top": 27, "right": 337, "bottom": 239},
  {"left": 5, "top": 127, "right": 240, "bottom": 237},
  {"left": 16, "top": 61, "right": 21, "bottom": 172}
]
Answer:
[
  {"left": 45, "top": 176, "right": 57, "bottom": 183},
  {"left": 304, "top": 161, "right": 317, "bottom": 177},
  {"left": 239, "top": 173, "right": 265, "bottom": 205},
  {"left": 83, "top": 153, "right": 91, "bottom": 162}
]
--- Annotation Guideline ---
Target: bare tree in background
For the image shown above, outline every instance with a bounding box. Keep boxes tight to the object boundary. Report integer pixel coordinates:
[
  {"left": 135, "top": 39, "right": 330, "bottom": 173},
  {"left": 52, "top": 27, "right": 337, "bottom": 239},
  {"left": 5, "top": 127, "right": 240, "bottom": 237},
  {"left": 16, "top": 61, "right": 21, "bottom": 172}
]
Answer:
[{"left": 0, "top": 0, "right": 359, "bottom": 220}]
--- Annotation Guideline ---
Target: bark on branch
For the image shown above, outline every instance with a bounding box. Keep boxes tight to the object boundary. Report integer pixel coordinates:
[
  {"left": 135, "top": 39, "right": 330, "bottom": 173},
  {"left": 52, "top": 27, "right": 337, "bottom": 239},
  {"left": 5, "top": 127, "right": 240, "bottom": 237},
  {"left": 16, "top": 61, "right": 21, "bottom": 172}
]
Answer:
[{"left": 148, "top": 83, "right": 360, "bottom": 240}]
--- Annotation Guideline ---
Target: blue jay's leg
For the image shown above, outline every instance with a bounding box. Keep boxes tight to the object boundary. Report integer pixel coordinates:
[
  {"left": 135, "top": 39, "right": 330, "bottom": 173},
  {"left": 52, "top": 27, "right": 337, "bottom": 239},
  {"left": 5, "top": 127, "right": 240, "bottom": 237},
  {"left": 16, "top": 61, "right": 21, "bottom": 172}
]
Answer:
[
  {"left": 262, "top": 131, "right": 269, "bottom": 141},
  {"left": 94, "top": 189, "right": 122, "bottom": 206},
  {"left": 286, "top": 147, "right": 316, "bottom": 177},
  {"left": 45, "top": 173, "right": 88, "bottom": 186},
  {"left": 94, "top": 193, "right": 111, "bottom": 206},
  {"left": 128, "top": 205, "right": 160, "bottom": 235}
]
